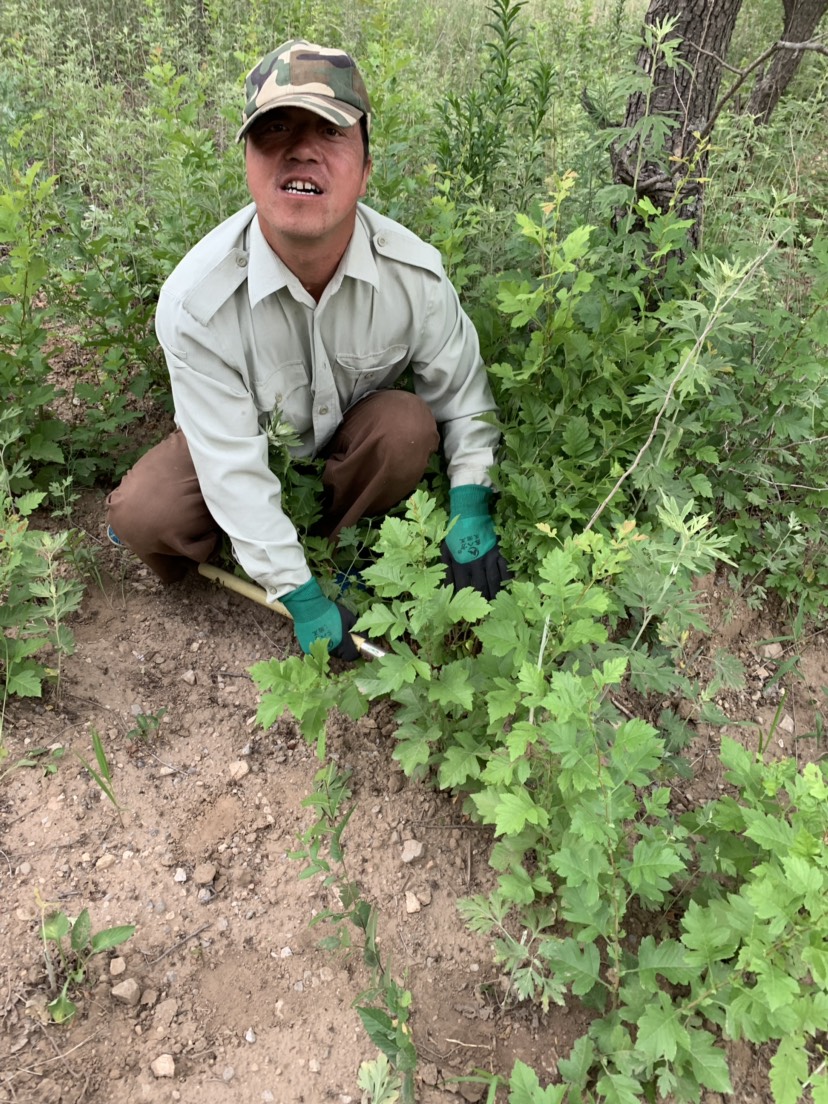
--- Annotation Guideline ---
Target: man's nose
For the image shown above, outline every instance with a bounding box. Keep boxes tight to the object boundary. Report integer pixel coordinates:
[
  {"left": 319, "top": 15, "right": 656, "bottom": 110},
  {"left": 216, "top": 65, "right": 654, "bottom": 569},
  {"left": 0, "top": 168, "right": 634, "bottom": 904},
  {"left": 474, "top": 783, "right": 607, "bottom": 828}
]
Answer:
[{"left": 286, "top": 127, "right": 320, "bottom": 158}]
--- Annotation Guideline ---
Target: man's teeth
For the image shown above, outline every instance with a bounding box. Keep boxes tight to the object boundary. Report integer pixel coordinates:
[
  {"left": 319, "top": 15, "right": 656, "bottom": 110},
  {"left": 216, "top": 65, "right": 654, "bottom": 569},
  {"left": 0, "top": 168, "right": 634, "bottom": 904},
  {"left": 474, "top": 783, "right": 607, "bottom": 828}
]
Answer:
[{"left": 285, "top": 181, "right": 321, "bottom": 194}]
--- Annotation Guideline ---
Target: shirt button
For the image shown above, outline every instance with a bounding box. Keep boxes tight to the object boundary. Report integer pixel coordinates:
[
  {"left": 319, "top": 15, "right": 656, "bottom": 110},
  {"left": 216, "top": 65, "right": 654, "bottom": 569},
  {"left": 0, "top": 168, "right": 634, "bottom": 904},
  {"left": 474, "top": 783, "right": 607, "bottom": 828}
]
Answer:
[
  {"left": 236, "top": 255, "right": 248, "bottom": 267},
  {"left": 377, "top": 234, "right": 387, "bottom": 247},
  {"left": 318, "top": 406, "right": 329, "bottom": 416}
]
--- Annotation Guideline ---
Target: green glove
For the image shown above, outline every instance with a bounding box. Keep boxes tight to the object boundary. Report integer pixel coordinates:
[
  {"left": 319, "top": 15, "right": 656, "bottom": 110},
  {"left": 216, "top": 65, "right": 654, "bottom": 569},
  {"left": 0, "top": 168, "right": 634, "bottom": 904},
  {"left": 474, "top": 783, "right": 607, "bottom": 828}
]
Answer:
[
  {"left": 441, "top": 484, "right": 511, "bottom": 601},
  {"left": 444, "top": 485, "right": 497, "bottom": 563},
  {"left": 281, "top": 578, "right": 358, "bottom": 660}
]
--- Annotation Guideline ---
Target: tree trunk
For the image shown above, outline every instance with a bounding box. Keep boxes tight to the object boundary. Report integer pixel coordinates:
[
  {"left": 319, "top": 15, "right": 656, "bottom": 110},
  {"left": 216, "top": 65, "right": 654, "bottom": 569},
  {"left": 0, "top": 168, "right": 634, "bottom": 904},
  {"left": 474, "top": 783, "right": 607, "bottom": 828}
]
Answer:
[
  {"left": 745, "top": 0, "right": 828, "bottom": 122},
  {"left": 612, "top": 0, "right": 743, "bottom": 248}
]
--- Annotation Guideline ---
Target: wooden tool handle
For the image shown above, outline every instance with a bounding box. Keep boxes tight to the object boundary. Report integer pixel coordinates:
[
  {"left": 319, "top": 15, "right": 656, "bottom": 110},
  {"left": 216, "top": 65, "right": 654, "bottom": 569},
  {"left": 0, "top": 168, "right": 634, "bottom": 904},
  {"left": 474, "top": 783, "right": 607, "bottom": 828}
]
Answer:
[{"left": 197, "top": 563, "right": 386, "bottom": 659}]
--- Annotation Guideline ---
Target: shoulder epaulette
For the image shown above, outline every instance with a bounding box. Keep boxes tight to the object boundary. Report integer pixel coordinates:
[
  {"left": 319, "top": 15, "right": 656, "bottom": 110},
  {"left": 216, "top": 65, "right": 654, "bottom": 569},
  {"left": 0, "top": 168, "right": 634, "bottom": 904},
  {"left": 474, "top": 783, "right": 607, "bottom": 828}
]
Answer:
[
  {"left": 372, "top": 228, "right": 443, "bottom": 278},
  {"left": 183, "top": 249, "right": 251, "bottom": 326}
]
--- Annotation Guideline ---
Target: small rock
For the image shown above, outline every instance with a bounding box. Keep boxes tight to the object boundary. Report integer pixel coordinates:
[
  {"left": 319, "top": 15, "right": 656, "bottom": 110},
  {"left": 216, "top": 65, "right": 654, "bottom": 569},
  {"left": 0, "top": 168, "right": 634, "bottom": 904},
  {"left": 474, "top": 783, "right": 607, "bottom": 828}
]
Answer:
[
  {"left": 421, "top": 1063, "right": 439, "bottom": 1086},
  {"left": 193, "top": 862, "right": 217, "bottom": 885},
  {"left": 308, "top": 1059, "right": 321, "bottom": 1073},
  {"left": 778, "top": 714, "right": 795, "bottom": 735},
  {"left": 229, "top": 760, "right": 250, "bottom": 782},
  {"left": 19, "top": 861, "right": 32, "bottom": 876},
  {"left": 111, "top": 979, "right": 141, "bottom": 1006},
  {"left": 405, "top": 891, "right": 422, "bottom": 914},
  {"left": 401, "top": 839, "right": 424, "bottom": 864},
  {"left": 279, "top": 947, "right": 293, "bottom": 958},
  {"left": 263, "top": 1093, "right": 275, "bottom": 1103},
  {"left": 223, "top": 1066, "right": 235, "bottom": 1083},
  {"left": 245, "top": 1028, "right": 257, "bottom": 1044},
  {"left": 173, "top": 868, "right": 188, "bottom": 883},
  {"left": 110, "top": 957, "right": 127, "bottom": 977},
  {"left": 151, "top": 1054, "right": 175, "bottom": 1078},
  {"left": 154, "top": 999, "right": 178, "bottom": 1031},
  {"left": 460, "top": 1083, "right": 484, "bottom": 1103},
  {"left": 181, "top": 670, "right": 197, "bottom": 685},
  {"left": 197, "top": 888, "right": 214, "bottom": 904},
  {"left": 760, "top": 642, "right": 784, "bottom": 660},
  {"left": 419, "top": 886, "right": 432, "bottom": 906},
  {"left": 159, "top": 766, "right": 176, "bottom": 777},
  {"left": 96, "top": 853, "right": 116, "bottom": 870},
  {"left": 319, "top": 967, "right": 334, "bottom": 982}
]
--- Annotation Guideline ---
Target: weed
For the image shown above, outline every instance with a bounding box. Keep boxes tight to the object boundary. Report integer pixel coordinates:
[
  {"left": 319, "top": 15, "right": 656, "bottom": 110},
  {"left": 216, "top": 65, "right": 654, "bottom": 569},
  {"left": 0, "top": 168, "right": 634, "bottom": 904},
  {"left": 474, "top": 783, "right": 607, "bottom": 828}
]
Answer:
[
  {"left": 1, "top": 426, "right": 85, "bottom": 737},
  {"left": 290, "top": 764, "right": 417, "bottom": 1102},
  {"left": 0, "top": 744, "right": 64, "bottom": 784},
  {"left": 39, "top": 901, "right": 135, "bottom": 1024},
  {"left": 127, "top": 707, "right": 167, "bottom": 744},
  {"left": 76, "top": 730, "right": 123, "bottom": 823}
]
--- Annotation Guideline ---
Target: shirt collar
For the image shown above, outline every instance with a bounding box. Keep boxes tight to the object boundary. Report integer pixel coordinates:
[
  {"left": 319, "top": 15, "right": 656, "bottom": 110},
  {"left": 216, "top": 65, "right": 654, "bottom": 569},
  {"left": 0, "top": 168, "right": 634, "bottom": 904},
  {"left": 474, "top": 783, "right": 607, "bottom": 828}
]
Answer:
[{"left": 247, "top": 205, "right": 379, "bottom": 311}]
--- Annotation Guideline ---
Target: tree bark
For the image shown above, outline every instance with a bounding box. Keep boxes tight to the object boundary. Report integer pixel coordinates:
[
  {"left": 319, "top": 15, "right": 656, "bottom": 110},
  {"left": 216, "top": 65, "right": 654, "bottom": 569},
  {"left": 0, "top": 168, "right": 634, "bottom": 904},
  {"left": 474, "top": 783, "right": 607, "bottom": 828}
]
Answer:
[
  {"left": 612, "top": 0, "right": 744, "bottom": 248},
  {"left": 745, "top": 0, "right": 828, "bottom": 122}
]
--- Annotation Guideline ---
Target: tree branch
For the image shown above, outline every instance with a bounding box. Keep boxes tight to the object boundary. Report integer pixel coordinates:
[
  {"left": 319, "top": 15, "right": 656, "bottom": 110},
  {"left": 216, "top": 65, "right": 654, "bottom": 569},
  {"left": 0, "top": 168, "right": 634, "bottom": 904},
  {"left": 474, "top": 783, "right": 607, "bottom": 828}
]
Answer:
[{"left": 679, "top": 36, "right": 828, "bottom": 147}]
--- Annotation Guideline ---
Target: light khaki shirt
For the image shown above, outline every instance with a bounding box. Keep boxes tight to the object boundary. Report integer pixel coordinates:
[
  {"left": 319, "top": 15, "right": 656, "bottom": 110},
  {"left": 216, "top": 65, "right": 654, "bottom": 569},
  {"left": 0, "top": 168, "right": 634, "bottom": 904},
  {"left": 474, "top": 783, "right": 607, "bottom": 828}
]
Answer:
[{"left": 155, "top": 202, "right": 499, "bottom": 599}]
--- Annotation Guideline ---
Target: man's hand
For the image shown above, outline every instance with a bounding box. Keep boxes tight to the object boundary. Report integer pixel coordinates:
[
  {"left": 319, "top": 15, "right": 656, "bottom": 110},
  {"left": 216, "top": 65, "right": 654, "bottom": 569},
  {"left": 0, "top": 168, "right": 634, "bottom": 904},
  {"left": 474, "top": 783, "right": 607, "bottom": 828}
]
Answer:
[
  {"left": 441, "top": 485, "right": 511, "bottom": 601},
  {"left": 281, "top": 578, "right": 359, "bottom": 661}
]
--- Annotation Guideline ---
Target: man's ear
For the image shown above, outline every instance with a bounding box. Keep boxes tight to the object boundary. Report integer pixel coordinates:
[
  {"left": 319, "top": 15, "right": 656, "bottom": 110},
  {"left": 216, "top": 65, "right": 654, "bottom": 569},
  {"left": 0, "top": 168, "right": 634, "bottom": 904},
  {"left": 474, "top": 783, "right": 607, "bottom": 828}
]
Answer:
[{"left": 360, "top": 157, "right": 373, "bottom": 196}]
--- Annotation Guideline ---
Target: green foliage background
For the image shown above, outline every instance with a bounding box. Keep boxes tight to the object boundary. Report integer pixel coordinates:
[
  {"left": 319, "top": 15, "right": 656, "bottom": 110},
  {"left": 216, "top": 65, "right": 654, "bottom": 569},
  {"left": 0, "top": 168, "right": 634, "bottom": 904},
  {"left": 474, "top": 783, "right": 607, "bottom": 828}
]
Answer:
[{"left": 2, "top": 0, "right": 828, "bottom": 1099}]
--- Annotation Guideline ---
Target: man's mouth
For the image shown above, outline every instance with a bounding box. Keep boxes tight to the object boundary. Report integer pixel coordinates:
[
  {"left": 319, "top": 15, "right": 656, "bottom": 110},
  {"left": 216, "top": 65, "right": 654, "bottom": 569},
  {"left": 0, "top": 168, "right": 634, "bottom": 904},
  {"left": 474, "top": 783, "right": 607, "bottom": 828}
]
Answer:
[{"left": 283, "top": 180, "right": 323, "bottom": 195}]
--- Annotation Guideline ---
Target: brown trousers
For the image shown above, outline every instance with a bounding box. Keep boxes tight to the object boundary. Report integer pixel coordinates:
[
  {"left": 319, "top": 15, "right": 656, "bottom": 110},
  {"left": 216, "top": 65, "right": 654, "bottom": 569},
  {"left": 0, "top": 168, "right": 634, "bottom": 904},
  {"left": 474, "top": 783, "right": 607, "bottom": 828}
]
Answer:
[{"left": 107, "top": 390, "right": 440, "bottom": 583}]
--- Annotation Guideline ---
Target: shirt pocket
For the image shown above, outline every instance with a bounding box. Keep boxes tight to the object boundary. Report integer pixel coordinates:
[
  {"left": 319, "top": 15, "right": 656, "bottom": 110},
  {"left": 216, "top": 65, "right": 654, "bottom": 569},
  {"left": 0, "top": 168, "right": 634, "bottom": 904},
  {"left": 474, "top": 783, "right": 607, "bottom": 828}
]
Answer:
[
  {"left": 254, "top": 360, "right": 312, "bottom": 438},
  {"left": 334, "top": 344, "right": 410, "bottom": 409}
]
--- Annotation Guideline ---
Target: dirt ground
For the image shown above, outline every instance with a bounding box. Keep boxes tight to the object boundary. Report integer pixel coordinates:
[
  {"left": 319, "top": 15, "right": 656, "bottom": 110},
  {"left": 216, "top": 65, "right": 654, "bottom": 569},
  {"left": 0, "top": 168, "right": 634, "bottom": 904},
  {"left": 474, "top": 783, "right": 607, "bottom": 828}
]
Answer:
[{"left": 1, "top": 490, "right": 826, "bottom": 1104}]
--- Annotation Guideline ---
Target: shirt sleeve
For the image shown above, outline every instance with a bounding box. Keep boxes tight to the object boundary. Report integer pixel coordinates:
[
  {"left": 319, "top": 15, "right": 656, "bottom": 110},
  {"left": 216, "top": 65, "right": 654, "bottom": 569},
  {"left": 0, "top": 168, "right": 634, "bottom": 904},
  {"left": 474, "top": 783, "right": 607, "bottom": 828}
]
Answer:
[
  {"left": 408, "top": 272, "right": 500, "bottom": 489},
  {"left": 155, "top": 292, "right": 312, "bottom": 600}
]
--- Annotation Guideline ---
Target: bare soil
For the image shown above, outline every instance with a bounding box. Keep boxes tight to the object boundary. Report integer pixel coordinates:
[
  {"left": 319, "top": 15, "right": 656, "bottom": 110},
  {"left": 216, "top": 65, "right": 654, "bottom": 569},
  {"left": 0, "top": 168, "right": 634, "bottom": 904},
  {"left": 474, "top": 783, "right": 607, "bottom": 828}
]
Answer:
[{"left": 1, "top": 490, "right": 826, "bottom": 1104}]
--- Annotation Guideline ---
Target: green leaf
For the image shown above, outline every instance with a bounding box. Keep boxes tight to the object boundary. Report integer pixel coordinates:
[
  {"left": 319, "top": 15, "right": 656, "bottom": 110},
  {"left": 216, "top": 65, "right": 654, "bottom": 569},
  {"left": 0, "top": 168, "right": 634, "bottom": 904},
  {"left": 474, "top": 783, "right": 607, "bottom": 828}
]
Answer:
[
  {"left": 508, "top": 1059, "right": 566, "bottom": 1103},
  {"left": 556, "top": 1034, "right": 595, "bottom": 1086},
  {"left": 609, "top": 719, "right": 663, "bottom": 786},
  {"left": 634, "top": 991, "right": 690, "bottom": 1062},
  {"left": 686, "top": 1028, "right": 733, "bottom": 1094},
  {"left": 427, "top": 659, "right": 476, "bottom": 712},
  {"left": 7, "top": 665, "right": 44, "bottom": 697},
  {"left": 769, "top": 1036, "right": 807, "bottom": 1104},
  {"left": 595, "top": 1072, "right": 643, "bottom": 1104},
  {"left": 357, "top": 1006, "right": 397, "bottom": 1060},
  {"left": 89, "top": 924, "right": 136, "bottom": 954},
  {"left": 636, "top": 936, "right": 695, "bottom": 990},
  {"left": 42, "top": 911, "right": 71, "bottom": 942},
  {"left": 494, "top": 790, "right": 549, "bottom": 837},
  {"left": 540, "top": 938, "right": 602, "bottom": 997},
  {"left": 742, "top": 808, "right": 796, "bottom": 852},
  {"left": 812, "top": 1072, "right": 828, "bottom": 1104},
  {"left": 438, "top": 742, "right": 483, "bottom": 789},
  {"left": 48, "top": 992, "right": 78, "bottom": 1024},
  {"left": 623, "top": 838, "right": 686, "bottom": 904},
  {"left": 70, "top": 909, "right": 91, "bottom": 954}
]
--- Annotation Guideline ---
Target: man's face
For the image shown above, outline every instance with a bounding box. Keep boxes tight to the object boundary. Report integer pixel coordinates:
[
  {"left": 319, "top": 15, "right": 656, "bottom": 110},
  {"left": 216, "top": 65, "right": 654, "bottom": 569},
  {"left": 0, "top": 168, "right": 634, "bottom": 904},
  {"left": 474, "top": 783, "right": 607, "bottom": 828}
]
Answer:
[{"left": 245, "top": 106, "right": 371, "bottom": 258}]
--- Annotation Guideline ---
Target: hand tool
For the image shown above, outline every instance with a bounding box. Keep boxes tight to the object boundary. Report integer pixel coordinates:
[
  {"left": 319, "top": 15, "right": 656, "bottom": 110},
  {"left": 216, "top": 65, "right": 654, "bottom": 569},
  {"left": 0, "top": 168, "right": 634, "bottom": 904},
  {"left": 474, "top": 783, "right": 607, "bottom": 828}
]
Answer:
[{"left": 197, "top": 563, "right": 387, "bottom": 660}]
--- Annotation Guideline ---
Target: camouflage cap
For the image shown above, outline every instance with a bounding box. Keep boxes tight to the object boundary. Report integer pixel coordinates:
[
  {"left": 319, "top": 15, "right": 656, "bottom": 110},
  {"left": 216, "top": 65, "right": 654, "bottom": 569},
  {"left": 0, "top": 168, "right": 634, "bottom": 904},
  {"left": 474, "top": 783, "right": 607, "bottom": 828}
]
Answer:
[{"left": 237, "top": 39, "right": 371, "bottom": 142}]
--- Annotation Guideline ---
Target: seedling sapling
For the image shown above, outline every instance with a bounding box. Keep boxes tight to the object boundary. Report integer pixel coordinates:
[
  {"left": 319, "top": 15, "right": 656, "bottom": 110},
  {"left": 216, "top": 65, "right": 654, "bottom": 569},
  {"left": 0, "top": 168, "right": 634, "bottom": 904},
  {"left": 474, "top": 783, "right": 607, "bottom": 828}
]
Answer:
[{"left": 40, "top": 906, "right": 135, "bottom": 1023}]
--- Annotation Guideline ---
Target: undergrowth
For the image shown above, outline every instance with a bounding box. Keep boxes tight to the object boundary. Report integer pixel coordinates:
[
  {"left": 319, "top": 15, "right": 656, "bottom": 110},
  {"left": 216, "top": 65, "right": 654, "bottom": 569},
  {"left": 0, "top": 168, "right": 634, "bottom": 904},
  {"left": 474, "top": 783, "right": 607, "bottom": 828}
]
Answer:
[{"left": 2, "top": 0, "right": 828, "bottom": 1099}]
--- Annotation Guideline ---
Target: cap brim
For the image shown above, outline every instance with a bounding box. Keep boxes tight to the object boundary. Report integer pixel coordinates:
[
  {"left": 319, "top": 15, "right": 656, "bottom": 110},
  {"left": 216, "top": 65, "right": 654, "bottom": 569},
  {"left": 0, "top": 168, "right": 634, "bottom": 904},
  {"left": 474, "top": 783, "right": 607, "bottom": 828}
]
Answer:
[{"left": 237, "top": 95, "right": 363, "bottom": 142}]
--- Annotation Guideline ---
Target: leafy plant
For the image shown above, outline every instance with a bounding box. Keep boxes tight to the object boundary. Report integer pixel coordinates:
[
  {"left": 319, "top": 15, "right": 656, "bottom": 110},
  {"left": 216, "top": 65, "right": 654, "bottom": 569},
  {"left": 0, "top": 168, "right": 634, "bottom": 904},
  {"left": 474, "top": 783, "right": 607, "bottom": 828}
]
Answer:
[
  {"left": 1, "top": 424, "right": 85, "bottom": 736},
  {"left": 76, "top": 730, "right": 123, "bottom": 823},
  {"left": 290, "top": 764, "right": 417, "bottom": 1103},
  {"left": 253, "top": 490, "right": 828, "bottom": 1101},
  {"left": 40, "top": 904, "right": 135, "bottom": 1024},
  {"left": 0, "top": 744, "right": 64, "bottom": 784},
  {"left": 127, "top": 707, "right": 167, "bottom": 744}
]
